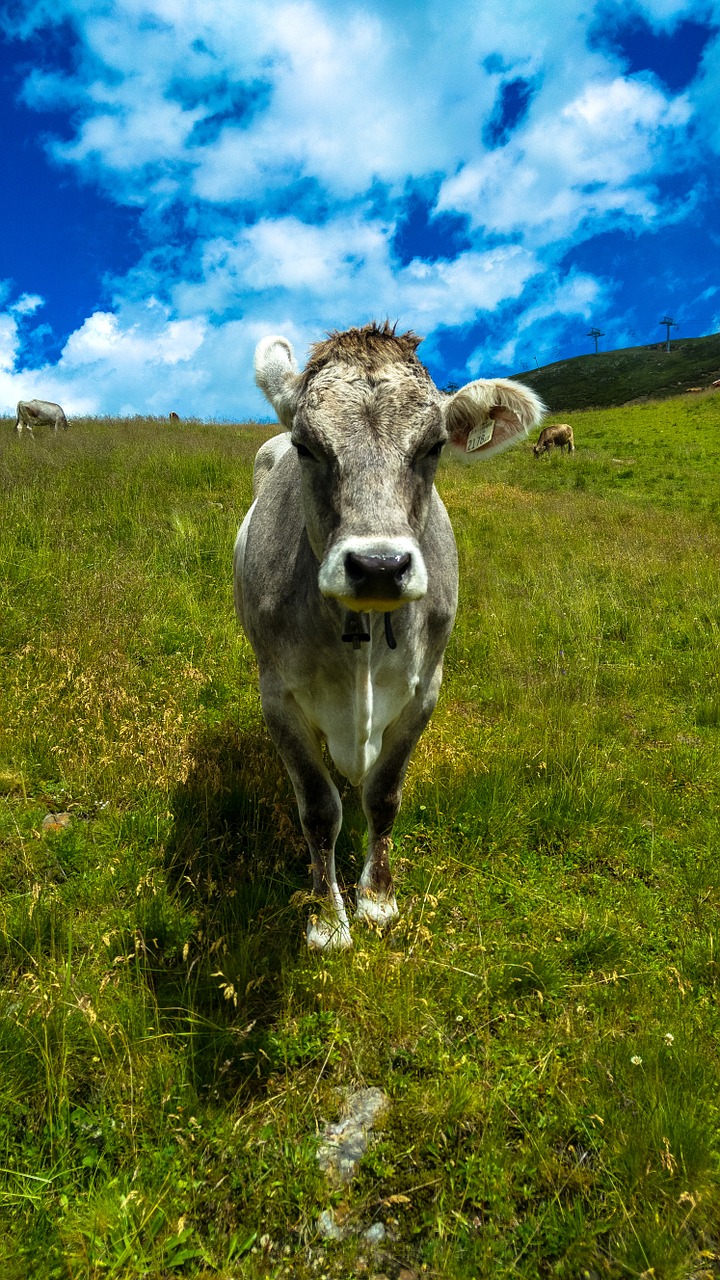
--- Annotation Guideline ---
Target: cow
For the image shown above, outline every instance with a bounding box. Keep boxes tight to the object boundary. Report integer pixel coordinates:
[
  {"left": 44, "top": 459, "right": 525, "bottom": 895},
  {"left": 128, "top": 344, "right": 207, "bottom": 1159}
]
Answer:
[
  {"left": 169, "top": 411, "right": 180, "bottom": 420},
  {"left": 533, "top": 423, "right": 574, "bottom": 456},
  {"left": 234, "top": 324, "right": 544, "bottom": 950},
  {"left": 15, "top": 399, "right": 68, "bottom": 435},
  {"left": 712, "top": 379, "right": 720, "bottom": 389}
]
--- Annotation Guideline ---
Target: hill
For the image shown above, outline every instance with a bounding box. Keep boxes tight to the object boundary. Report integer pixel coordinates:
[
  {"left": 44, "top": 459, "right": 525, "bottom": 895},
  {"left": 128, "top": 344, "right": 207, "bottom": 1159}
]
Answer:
[{"left": 512, "top": 330, "right": 720, "bottom": 412}]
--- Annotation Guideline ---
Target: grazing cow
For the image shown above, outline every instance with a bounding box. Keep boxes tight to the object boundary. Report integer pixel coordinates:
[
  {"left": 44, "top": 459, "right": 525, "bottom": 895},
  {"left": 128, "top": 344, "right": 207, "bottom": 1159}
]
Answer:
[
  {"left": 234, "top": 323, "right": 544, "bottom": 950},
  {"left": 712, "top": 379, "right": 720, "bottom": 389},
  {"left": 533, "top": 423, "right": 574, "bottom": 456},
  {"left": 169, "top": 411, "right": 180, "bottom": 420},
  {"left": 15, "top": 399, "right": 68, "bottom": 435}
]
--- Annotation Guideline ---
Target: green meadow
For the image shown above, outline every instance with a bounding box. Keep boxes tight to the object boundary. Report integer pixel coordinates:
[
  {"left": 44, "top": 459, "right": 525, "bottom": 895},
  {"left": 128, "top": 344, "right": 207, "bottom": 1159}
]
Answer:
[{"left": 1, "top": 393, "right": 719, "bottom": 1279}]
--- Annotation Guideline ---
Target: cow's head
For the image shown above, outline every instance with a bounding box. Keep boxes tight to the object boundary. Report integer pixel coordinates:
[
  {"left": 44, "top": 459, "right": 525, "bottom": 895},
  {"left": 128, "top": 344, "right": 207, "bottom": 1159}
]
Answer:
[{"left": 255, "top": 323, "right": 543, "bottom": 612}]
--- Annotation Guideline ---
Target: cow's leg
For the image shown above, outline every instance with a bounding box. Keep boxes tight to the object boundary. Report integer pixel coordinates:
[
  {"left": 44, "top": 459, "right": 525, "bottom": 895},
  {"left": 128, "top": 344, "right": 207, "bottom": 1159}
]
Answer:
[
  {"left": 261, "top": 681, "right": 350, "bottom": 951},
  {"left": 357, "top": 676, "right": 441, "bottom": 929}
]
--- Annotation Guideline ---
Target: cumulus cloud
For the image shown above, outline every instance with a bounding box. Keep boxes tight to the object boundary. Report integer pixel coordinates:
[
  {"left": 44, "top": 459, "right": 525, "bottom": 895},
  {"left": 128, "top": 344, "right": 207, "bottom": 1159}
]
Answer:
[
  {"left": 61, "top": 309, "right": 206, "bottom": 369},
  {"left": 172, "top": 215, "right": 540, "bottom": 329},
  {"left": 0, "top": 0, "right": 713, "bottom": 415},
  {"left": 438, "top": 76, "right": 691, "bottom": 245}
]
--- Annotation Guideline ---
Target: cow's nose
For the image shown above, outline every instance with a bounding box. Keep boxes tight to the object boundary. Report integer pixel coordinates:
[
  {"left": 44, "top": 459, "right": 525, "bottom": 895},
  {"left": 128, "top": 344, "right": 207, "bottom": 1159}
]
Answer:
[{"left": 345, "top": 552, "right": 411, "bottom": 596}]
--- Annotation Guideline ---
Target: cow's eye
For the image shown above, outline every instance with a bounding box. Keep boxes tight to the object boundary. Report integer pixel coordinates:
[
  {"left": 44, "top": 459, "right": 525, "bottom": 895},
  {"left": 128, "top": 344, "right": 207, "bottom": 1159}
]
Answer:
[
  {"left": 294, "top": 441, "right": 314, "bottom": 460},
  {"left": 416, "top": 440, "right": 444, "bottom": 463}
]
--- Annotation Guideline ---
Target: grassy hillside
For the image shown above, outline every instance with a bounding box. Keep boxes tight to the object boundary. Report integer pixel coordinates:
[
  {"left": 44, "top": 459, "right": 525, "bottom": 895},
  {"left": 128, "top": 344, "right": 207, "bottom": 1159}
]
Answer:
[
  {"left": 1, "top": 405, "right": 720, "bottom": 1279},
  {"left": 512, "top": 330, "right": 720, "bottom": 412}
]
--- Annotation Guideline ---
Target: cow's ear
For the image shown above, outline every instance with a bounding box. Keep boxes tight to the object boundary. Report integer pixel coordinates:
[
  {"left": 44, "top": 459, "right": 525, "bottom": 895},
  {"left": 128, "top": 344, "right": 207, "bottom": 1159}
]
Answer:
[
  {"left": 254, "top": 336, "right": 301, "bottom": 427},
  {"left": 443, "top": 377, "right": 545, "bottom": 460}
]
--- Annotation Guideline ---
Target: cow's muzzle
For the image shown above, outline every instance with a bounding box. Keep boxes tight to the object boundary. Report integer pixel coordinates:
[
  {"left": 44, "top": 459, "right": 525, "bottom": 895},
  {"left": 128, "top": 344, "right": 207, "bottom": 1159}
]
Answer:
[
  {"left": 318, "top": 535, "right": 428, "bottom": 612},
  {"left": 345, "top": 552, "right": 411, "bottom": 601}
]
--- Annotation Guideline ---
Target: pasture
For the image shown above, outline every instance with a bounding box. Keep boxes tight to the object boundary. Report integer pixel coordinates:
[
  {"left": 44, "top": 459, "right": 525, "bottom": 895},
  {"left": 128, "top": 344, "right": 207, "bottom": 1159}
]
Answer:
[{"left": 1, "top": 395, "right": 719, "bottom": 1279}]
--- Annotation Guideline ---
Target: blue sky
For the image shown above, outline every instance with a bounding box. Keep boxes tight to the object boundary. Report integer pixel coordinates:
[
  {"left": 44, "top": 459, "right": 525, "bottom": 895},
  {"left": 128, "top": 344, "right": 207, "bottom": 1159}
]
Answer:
[{"left": 1, "top": 0, "right": 718, "bottom": 418}]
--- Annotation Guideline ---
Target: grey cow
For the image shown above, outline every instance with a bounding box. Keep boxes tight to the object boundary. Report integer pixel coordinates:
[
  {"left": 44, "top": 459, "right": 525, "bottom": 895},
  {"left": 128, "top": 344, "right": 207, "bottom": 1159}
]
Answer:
[
  {"left": 234, "top": 323, "right": 544, "bottom": 950},
  {"left": 15, "top": 399, "right": 68, "bottom": 435},
  {"left": 533, "top": 423, "right": 574, "bottom": 456}
]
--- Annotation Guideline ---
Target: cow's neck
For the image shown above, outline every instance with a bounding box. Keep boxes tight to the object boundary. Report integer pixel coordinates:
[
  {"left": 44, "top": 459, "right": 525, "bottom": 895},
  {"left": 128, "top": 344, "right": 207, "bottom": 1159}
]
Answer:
[
  {"left": 341, "top": 611, "right": 371, "bottom": 650},
  {"left": 341, "top": 610, "right": 397, "bottom": 651}
]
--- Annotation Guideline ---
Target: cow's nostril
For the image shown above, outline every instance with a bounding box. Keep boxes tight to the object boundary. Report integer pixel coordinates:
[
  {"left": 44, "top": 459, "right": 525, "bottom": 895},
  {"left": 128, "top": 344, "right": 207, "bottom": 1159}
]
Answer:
[{"left": 345, "top": 552, "right": 411, "bottom": 587}]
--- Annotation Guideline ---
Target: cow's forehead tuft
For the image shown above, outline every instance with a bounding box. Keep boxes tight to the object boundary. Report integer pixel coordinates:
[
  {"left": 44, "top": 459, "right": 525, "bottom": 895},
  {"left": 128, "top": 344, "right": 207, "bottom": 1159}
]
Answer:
[{"left": 301, "top": 322, "right": 431, "bottom": 387}]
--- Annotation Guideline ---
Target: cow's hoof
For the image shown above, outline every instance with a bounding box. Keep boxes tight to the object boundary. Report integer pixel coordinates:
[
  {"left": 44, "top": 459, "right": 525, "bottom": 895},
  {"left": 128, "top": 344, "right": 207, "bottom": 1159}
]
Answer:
[
  {"left": 306, "top": 914, "right": 353, "bottom": 952},
  {"left": 356, "top": 892, "right": 399, "bottom": 930}
]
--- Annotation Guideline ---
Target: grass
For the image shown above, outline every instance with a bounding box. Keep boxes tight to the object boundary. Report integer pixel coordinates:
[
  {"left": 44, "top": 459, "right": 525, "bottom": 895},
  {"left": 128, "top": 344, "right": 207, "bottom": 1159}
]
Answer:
[
  {"left": 513, "top": 331, "right": 720, "bottom": 412},
  {"left": 0, "top": 402, "right": 719, "bottom": 1278}
]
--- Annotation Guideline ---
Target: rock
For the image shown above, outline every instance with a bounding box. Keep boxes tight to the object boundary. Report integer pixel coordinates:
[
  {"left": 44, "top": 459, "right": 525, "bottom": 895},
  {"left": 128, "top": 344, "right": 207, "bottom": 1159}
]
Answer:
[
  {"left": 42, "top": 812, "right": 71, "bottom": 833},
  {"left": 317, "top": 1088, "right": 390, "bottom": 1184},
  {"left": 362, "top": 1222, "right": 386, "bottom": 1244},
  {"left": 317, "top": 1208, "right": 348, "bottom": 1241}
]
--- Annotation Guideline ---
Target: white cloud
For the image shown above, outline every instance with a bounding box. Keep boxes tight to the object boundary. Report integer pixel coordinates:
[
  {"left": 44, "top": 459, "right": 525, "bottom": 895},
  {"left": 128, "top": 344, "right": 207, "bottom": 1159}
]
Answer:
[
  {"left": 0, "top": 315, "right": 20, "bottom": 374},
  {"left": 10, "top": 294, "right": 45, "bottom": 316},
  {"left": 61, "top": 310, "right": 206, "bottom": 368},
  {"left": 517, "top": 272, "right": 605, "bottom": 331},
  {"left": 467, "top": 270, "right": 608, "bottom": 373},
  {"left": 172, "top": 214, "right": 540, "bottom": 333},
  {"left": 438, "top": 76, "right": 691, "bottom": 245}
]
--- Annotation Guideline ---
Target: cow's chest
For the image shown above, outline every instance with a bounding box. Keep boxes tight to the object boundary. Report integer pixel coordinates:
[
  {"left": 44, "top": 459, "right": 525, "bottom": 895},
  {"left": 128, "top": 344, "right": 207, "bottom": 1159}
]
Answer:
[{"left": 293, "top": 645, "right": 419, "bottom": 786}]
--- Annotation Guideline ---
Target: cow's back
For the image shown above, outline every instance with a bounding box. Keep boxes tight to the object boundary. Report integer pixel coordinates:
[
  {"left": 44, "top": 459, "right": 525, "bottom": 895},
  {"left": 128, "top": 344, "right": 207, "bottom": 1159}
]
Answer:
[
  {"left": 253, "top": 432, "right": 292, "bottom": 498},
  {"left": 239, "top": 448, "right": 317, "bottom": 645}
]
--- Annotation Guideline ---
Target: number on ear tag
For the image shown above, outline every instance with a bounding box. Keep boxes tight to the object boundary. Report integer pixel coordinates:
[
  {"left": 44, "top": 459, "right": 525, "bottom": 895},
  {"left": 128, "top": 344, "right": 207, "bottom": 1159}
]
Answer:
[{"left": 466, "top": 419, "right": 494, "bottom": 452}]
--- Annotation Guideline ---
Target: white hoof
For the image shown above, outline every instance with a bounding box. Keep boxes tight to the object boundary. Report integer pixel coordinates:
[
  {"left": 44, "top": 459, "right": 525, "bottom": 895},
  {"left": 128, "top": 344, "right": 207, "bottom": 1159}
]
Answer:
[
  {"left": 356, "top": 891, "right": 399, "bottom": 930},
  {"left": 306, "top": 913, "right": 353, "bottom": 952}
]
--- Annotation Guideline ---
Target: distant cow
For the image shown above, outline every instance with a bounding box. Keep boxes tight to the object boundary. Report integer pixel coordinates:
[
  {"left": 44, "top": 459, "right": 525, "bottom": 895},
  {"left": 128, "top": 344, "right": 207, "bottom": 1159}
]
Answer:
[
  {"left": 533, "top": 424, "right": 574, "bottom": 456},
  {"left": 712, "top": 379, "right": 720, "bottom": 389},
  {"left": 235, "top": 322, "right": 544, "bottom": 950},
  {"left": 15, "top": 399, "right": 68, "bottom": 435},
  {"left": 169, "top": 411, "right": 180, "bottom": 420}
]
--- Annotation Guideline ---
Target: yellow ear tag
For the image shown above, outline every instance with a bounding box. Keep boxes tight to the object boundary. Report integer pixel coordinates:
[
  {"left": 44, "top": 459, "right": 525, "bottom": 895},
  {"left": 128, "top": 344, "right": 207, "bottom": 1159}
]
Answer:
[{"left": 466, "top": 419, "right": 494, "bottom": 452}]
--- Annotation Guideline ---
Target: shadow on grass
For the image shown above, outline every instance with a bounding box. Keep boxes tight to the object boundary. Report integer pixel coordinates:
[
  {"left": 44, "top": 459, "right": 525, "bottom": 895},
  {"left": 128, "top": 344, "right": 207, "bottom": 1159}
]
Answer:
[
  {"left": 158, "top": 720, "right": 316, "bottom": 1097},
  {"left": 166, "top": 719, "right": 301, "bottom": 891}
]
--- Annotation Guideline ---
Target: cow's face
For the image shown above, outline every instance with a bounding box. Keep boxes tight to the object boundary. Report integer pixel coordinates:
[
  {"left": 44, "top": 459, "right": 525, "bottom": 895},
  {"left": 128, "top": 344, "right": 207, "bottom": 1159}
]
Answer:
[
  {"left": 254, "top": 327, "right": 544, "bottom": 612},
  {"left": 291, "top": 369, "right": 444, "bottom": 611}
]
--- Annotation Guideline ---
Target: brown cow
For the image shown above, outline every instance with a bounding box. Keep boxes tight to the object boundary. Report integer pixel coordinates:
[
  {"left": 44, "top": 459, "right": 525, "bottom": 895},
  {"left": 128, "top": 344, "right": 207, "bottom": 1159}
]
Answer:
[
  {"left": 169, "top": 411, "right": 180, "bottom": 421},
  {"left": 533, "top": 423, "right": 574, "bottom": 456}
]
